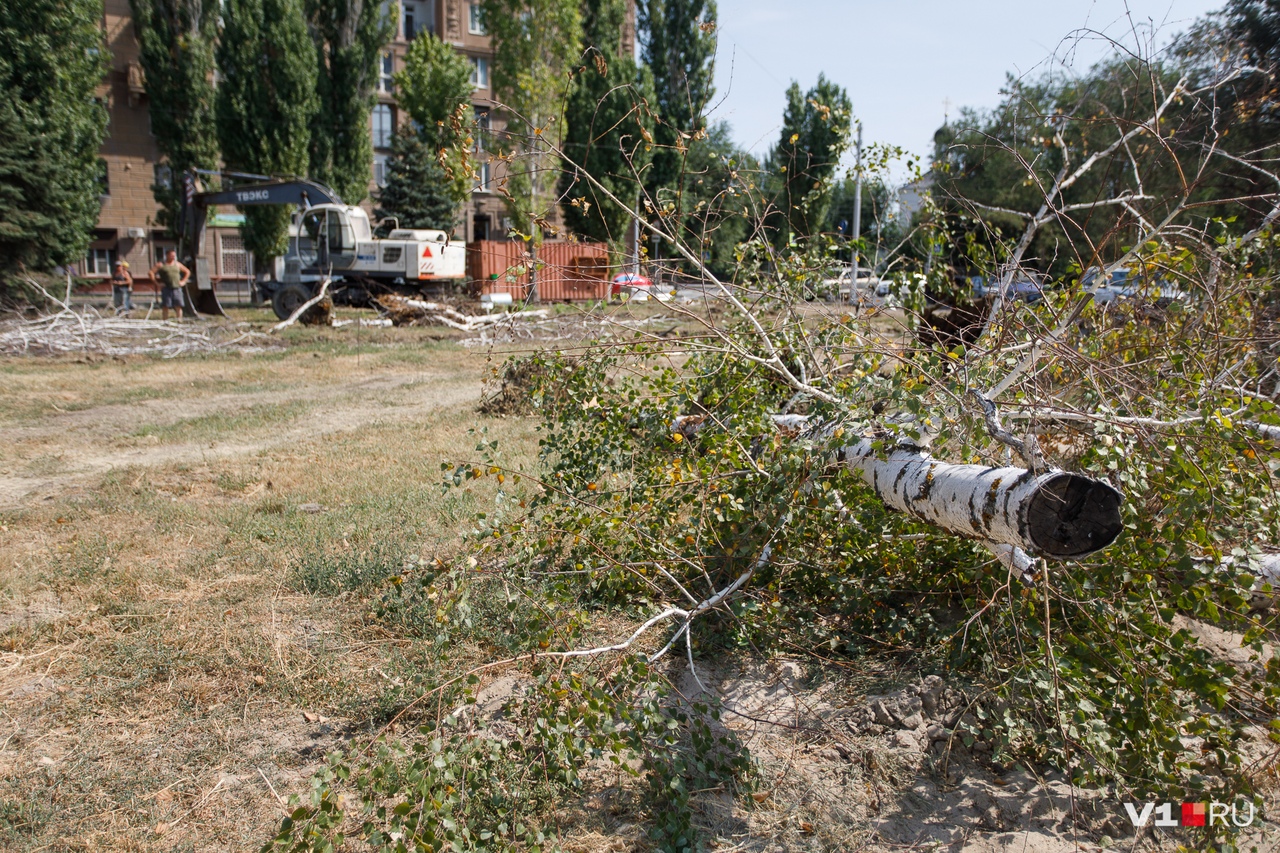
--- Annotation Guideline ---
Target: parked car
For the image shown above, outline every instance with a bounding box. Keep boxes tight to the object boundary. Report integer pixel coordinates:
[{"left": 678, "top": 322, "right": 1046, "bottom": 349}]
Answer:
[
  {"left": 612, "top": 272, "right": 652, "bottom": 300},
  {"left": 973, "top": 275, "right": 1044, "bottom": 303},
  {"left": 1083, "top": 267, "right": 1187, "bottom": 307}
]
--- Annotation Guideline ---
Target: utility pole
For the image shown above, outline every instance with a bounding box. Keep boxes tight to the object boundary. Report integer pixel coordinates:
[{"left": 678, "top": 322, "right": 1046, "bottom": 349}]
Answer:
[
  {"left": 630, "top": 211, "right": 640, "bottom": 274},
  {"left": 851, "top": 121, "right": 863, "bottom": 288},
  {"left": 528, "top": 114, "right": 539, "bottom": 304}
]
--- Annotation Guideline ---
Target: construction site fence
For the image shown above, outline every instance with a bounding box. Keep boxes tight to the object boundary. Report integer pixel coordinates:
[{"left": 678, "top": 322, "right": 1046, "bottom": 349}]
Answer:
[{"left": 468, "top": 240, "right": 615, "bottom": 302}]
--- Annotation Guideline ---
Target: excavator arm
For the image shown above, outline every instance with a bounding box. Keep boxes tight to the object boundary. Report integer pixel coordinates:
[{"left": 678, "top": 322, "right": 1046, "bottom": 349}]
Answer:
[{"left": 177, "top": 172, "right": 344, "bottom": 317}]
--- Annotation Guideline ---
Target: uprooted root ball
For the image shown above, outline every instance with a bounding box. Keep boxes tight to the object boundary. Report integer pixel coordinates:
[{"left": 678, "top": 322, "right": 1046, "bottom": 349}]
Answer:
[{"left": 478, "top": 357, "right": 574, "bottom": 416}]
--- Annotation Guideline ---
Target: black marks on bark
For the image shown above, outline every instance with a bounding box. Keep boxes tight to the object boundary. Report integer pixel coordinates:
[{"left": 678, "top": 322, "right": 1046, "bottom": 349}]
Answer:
[{"left": 981, "top": 477, "right": 1003, "bottom": 532}]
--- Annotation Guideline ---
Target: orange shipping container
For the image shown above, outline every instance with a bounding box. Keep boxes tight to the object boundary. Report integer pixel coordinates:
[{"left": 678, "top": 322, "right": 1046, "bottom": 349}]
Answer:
[{"left": 468, "top": 240, "right": 614, "bottom": 302}]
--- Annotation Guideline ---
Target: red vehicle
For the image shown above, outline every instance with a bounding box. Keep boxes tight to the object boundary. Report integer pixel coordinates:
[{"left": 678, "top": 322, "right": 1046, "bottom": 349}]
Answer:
[{"left": 611, "top": 272, "right": 652, "bottom": 299}]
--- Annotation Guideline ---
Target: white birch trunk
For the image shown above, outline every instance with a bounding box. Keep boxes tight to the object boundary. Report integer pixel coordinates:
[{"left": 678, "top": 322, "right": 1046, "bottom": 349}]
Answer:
[
  {"left": 673, "top": 414, "right": 1125, "bottom": 560},
  {"left": 840, "top": 440, "right": 1123, "bottom": 559},
  {"left": 985, "top": 542, "right": 1037, "bottom": 577}
]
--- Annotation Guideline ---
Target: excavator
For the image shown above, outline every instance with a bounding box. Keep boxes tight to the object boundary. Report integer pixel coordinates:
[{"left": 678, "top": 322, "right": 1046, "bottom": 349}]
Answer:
[{"left": 178, "top": 170, "right": 466, "bottom": 319}]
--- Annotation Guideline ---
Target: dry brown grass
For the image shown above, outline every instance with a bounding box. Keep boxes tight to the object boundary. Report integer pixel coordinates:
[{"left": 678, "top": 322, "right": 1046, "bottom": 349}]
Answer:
[{"left": 0, "top": 319, "right": 541, "bottom": 850}]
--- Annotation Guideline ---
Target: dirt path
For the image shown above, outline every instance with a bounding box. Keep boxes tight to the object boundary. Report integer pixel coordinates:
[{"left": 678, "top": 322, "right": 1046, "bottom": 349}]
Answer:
[{"left": 0, "top": 358, "right": 481, "bottom": 508}]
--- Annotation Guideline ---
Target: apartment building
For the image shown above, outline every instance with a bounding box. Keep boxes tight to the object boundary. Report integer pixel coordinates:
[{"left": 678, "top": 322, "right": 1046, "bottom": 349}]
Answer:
[
  {"left": 90, "top": 0, "right": 186, "bottom": 286},
  {"left": 88, "top": 0, "right": 636, "bottom": 287},
  {"left": 378, "top": 0, "right": 502, "bottom": 245}
]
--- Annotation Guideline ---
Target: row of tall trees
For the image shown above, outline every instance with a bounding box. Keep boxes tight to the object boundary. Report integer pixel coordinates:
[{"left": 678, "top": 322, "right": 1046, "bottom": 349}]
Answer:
[
  {"left": 130, "top": 0, "right": 394, "bottom": 262},
  {"left": 0, "top": 0, "right": 108, "bottom": 295},
  {"left": 125, "top": 0, "right": 824, "bottom": 272},
  {"left": 0, "top": 0, "right": 856, "bottom": 290}
]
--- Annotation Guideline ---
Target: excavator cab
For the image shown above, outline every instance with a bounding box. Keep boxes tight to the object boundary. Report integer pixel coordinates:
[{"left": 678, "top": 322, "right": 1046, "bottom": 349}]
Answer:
[{"left": 296, "top": 205, "right": 371, "bottom": 272}]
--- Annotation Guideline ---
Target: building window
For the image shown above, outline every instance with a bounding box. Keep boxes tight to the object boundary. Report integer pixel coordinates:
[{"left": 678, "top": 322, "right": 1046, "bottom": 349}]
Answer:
[
  {"left": 470, "top": 56, "right": 488, "bottom": 89},
  {"left": 378, "top": 52, "right": 394, "bottom": 93},
  {"left": 97, "top": 159, "right": 110, "bottom": 197},
  {"left": 404, "top": 2, "right": 417, "bottom": 39},
  {"left": 403, "top": 1, "right": 434, "bottom": 39},
  {"left": 84, "top": 247, "right": 116, "bottom": 276},
  {"left": 154, "top": 163, "right": 173, "bottom": 190},
  {"left": 468, "top": 3, "right": 485, "bottom": 34},
  {"left": 474, "top": 157, "right": 491, "bottom": 192},
  {"left": 372, "top": 103, "right": 395, "bottom": 149},
  {"left": 373, "top": 153, "right": 389, "bottom": 187},
  {"left": 219, "top": 233, "right": 252, "bottom": 277}
]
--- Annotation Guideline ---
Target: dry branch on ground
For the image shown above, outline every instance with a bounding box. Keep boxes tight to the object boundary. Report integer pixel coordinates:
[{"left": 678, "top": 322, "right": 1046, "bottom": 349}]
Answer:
[
  {"left": 0, "top": 307, "right": 279, "bottom": 357},
  {"left": 376, "top": 293, "right": 676, "bottom": 346}
]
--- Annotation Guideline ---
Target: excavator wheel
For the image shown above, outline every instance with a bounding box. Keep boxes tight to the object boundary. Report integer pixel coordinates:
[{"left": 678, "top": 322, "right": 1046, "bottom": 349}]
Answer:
[{"left": 271, "top": 283, "right": 313, "bottom": 321}]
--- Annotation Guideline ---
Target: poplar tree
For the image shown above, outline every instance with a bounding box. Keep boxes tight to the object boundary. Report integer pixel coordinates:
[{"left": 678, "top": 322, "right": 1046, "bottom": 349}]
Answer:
[
  {"left": 0, "top": 0, "right": 108, "bottom": 292},
  {"left": 393, "top": 32, "right": 477, "bottom": 210},
  {"left": 130, "top": 0, "right": 220, "bottom": 237},
  {"left": 480, "top": 0, "right": 582, "bottom": 240},
  {"left": 559, "top": 0, "right": 654, "bottom": 257},
  {"left": 216, "top": 0, "right": 318, "bottom": 263},
  {"left": 767, "top": 75, "right": 851, "bottom": 243},
  {"left": 638, "top": 0, "right": 717, "bottom": 203},
  {"left": 306, "top": 0, "right": 395, "bottom": 204}
]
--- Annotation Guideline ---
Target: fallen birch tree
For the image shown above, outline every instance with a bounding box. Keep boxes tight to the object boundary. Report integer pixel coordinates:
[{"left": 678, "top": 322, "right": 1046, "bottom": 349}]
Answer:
[
  {"left": 676, "top": 408, "right": 1123, "bottom": 561},
  {"left": 272, "top": 28, "right": 1280, "bottom": 852},
  {"left": 837, "top": 439, "right": 1122, "bottom": 560}
]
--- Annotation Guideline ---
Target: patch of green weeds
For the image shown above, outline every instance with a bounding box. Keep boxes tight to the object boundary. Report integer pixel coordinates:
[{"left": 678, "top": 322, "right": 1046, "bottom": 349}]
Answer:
[
  {"left": 0, "top": 792, "right": 51, "bottom": 842},
  {"left": 89, "top": 631, "right": 192, "bottom": 691},
  {"left": 215, "top": 471, "right": 256, "bottom": 492},
  {"left": 64, "top": 533, "right": 120, "bottom": 581},
  {"left": 290, "top": 542, "right": 407, "bottom": 595},
  {"left": 265, "top": 655, "right": 755, "bottom": 853}
]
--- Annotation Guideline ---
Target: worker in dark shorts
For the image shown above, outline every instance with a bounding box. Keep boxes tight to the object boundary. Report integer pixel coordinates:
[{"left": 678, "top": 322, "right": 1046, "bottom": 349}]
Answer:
[
  {"left": 149, "top": 249, "right": 190, "bottom": 321},
  {"left": 110, "top": 260, "right": 134, "bottom": 315}
]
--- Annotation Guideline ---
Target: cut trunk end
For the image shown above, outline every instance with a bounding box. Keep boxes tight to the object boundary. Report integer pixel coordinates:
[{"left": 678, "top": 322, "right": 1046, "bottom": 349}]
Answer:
[
  {"left": 843, "top": 443, "right": 1123, "bottom": 560},
  {"left": 1024, "top": 471, "right": 1123, "bottom": 559}
]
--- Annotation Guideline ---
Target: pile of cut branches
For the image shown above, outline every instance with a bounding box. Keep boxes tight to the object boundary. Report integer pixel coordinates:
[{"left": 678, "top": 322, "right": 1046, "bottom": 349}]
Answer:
[
  {"left": 377, "top": 294, "right": 677, "bottom": 346},
  {"left": 0, "top": 305, "right": 277, "bottom": 357},
  {"left": 376, "top": 294, "right": 549, "bottom": 330}
]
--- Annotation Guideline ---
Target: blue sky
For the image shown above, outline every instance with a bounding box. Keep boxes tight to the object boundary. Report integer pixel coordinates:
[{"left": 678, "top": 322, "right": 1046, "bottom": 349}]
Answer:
[{"left": 705, "top": 0, "right": 1226, "bottom": 176}]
